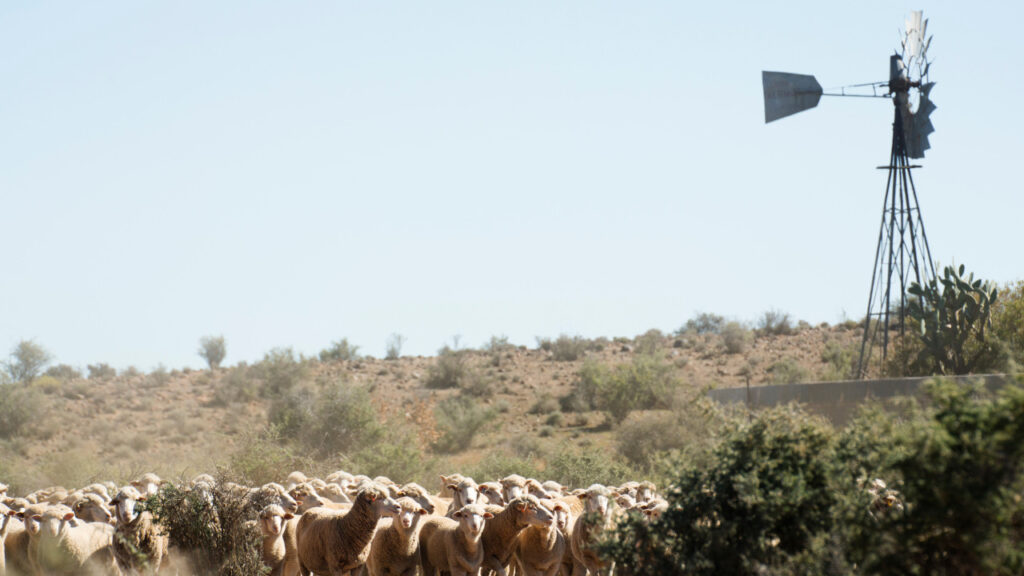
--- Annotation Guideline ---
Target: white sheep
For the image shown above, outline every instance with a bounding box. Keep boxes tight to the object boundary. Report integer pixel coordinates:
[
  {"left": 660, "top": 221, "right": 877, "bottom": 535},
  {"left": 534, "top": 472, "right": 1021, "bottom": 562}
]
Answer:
[
  {"left": 110, "top": 485, "right": 170, "bottom": 574},
  {"left": 478, "top": 482, "right": 506, "bottom": 507},
  {"left": 295, "top": 482, "right": 401, "bottom": 576},
  {"left": 71, "top": 493, "right": 115, "bottom": 525},
  {"left": 444, "top": 478, "right": 480, "bottom": 518},
  {"left": 0, "top": 502, "right": 13, "bottom": 574},
  {"left": 500, "top": 475, "right": 527, "bottom": 502},
  {"left": 258, "top": 503, "right": 295, "bottom": 576},
  {"left": 569, "top": 485, "right": 616, "bottom": 576},
  {"left": 130, "top": 473, "right": 163, "bottom": 498},
  {"left": 28, "top": 504, "right": 118, "bottom": 574},
  {"left": 421, "top": 503, "right": 494, "bottom": 576},
  {"left": 365, "top": 496, "right": 428, "bottom": 576}
]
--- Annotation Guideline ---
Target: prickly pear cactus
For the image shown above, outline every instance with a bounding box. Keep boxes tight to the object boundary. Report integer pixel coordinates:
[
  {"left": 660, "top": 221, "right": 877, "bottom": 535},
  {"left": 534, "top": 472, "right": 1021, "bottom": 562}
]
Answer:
[{"left": 907, "top": 264, "right": 999, "bottom": 375}]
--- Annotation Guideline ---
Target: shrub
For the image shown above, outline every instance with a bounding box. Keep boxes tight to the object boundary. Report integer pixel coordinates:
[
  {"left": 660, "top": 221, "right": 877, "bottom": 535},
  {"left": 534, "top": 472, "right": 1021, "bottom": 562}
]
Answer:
[
  {"left": 385, "top": 333, "right": 405, "bottom": 360},
  {"left": 302, "top": 384, "right": 385, "bottom": 458},
  {"left": 87, "top": 362, "right": 117, "bottom": 381},
  {"left": 600, "top": 406, "right": 837, "bottom": 575},
  {"left": 425, "top": 347, "right": 471, "bottom": 390},
  {"left": 3, "top": 339, "right": 52, "bottom": 383},
  {"left": 148, "top": 477, "right": 271, "bottom": 576},
  {"left": 615, "top": 411, "right": 691, "bottom": 471},
  {"left": 347, "top": 427, "right": 438, "bottom": 486},
  {"left": 0, "top": 384, "right": 45, "bottom": 439},
  {"left": 820, "top": 340, "right": 856, "bottom": 381},
  {"left": 44, "top": 363, "right": 82, "bottom": 381},
  {"left": 528, "top": 393, "right": 560, "bottom": 415},
  {"left": 992, "top": 280, "right": 1024, "bottom": 367},
  {"left": 465, "top": 451, "right": 541, "bottom": 483},
  {"left": 213, "top": 365, "right": 260, "bottom": 406},
  {"left": 483, "top": 335, "right": 514, "bottom": 366},
  {"left": 679, "top": 312, "right": 725, "bottom": 335},
  {"left": 768, "top": 357, "right": 810, "bottom": 384},
  {"left": 758, "top": 309, "right": 794, "bottom": 336},
  {"left": 562, "top": 359, "right": 606, "bottom": 413},
  {"left": 227, "top": 426, "right": 314, "bottom": 486},
  {"left": 538, "top": 334, "right": 588, "bottom": 362},
  {"left": 721, "top": 322, "right": 750, "bottom": 354},
  {"left": 253, "top": 347, "right": 307, "bottom": 397},
  {"left": 267, "top": 382, "right": 317, "bottom": 439},
  {"left": 198, "top": 335, "right": 227, "bottom": 370},
  {"left": 318, "top": 338, "right": 361, "bottom": 362},
  {"left": 431, "top": 395, "right": 495, "bottom": 454},
  {"left": 545, "top": 447, "right": 635, "bottom": 489},
  {"left": 601, "top": 355, "right": 679, "bottom": 424},
  {"left": 634, "top": 329, "right": 664, "bottom": 355}
]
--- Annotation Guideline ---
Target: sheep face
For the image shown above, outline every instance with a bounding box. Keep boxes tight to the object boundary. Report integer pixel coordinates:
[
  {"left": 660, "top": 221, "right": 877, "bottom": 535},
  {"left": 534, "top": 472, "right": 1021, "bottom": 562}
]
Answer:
[
  {"left": 576, "top": 485, "right": 612, "bottom": 518},
  {"left": 478, "top": 482, "right": 504, "bottom": 506},
  {"left": 74, "top": 495, "right": 114, "bottom": 524},
  {"left": 501, "top": 475, "right": 526, "bottom": 501},
  {"left": 111, "top": 488, "right": 145, "bottom": 525},
  {"left": 38, "top": 507, "right": 79, "bottom": 538},
  {"left": 395, "top": 497, "right": 427, "bottom": 531},
  {"left": 452, "top": 504, "right": 493, "bottom": 538},
  {"left": 262, "top": 483, "right": 299, "bottom": 514},
  {"left": 449, "top": 480, "right": 479, "bottom": 507},
  {"left": 511, "top": 496, "right": 554, "bottom": 528},
  {"left": 259, "top": 505, "right": 293, "bottom": 537},
  {"left": 359, "top": 485, "right": 401, "bottom": 518},
  {"left": 397, "top": 483, "right": 435, "bottom": 514}
]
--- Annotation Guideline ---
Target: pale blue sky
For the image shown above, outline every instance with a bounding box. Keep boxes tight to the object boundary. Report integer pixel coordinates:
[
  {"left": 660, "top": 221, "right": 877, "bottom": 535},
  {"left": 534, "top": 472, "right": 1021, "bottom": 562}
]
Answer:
[{"left": 2, "top": 2, "right": 1022, "bottom": 370}]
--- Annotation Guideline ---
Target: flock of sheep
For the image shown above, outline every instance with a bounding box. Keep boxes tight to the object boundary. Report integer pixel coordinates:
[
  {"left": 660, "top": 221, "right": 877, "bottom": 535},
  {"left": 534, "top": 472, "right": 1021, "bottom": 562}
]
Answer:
[{"left": 0, "top": 470, "right": 668, "bottom": 575}]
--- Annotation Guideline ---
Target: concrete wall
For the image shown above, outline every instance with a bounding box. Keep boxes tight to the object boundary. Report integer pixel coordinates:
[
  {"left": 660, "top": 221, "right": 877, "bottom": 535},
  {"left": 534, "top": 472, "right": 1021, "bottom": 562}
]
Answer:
[{"left": 708, "top": 374, "right": 1011, "bottom": 426}]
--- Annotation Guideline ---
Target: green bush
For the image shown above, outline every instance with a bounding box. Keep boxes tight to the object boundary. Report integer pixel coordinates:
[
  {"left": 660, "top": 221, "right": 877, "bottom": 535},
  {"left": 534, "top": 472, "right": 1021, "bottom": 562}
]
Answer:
[
  {"left": 198, "top": 335, "right": 227, "bottom": 370},
  {"left": 561, "top": 358, "right": 606, "bottom": 412},
  {"left": 600, "top": 406, "right": 837, "bottom": 575},
  {"left": 545, "top": 446, "right": 635, "bottom": 489},
  {"left": 302, "top": 384, "right": 385, "bottom": 457},
  {"left": 44, "top": 363, "right": 82, "bottom": 381},
  {"left": 615, "top": 411, "right": 691, "bottom": 471},
  {"left": 431, "top": 395, "right": 495, "bottom": 454},
  {"left": 267, "top": 382, "right": 317, "bottom": 439},
  {"left": 634, "top": 329, "right": 664, "bottom": 355},
  {"left": 253, "top": 347, "right": 308, "bottom": 397},
  {"left": 538, "top": 334, "right": 588, "bottom": 362},
  {"left": 768, "top": 357, "right": 810, "bottom": 384},
  {"left": 425, "top": 347, "right": 471, "bottom": 389},
  {"left": 993, "top": 280, "right": 1024, "bottom": 367},
  {"left": 3, "top": 339, "right": 52, "bottom": 383},
  {"left": 148, "top": 477, "right": 271, "bottom": 576},
  {"left": 347, "top": 427, "right": 438, "bottom": 485},
  {"left": 227, "top": 425, "right": 314, "bottom": 487},
  {"left": 465, "top": 451, "right": 541, "bottom": 483},
  {"left": 563, "top": 356, "right": 679, "bottom": 424},
  {"left": 757, "top": 309, "right": 794, "bottom": 336},
  {"left": 212, "top": 365, "right": 260, "bottom": 405},
  {"left": 721, "top": 322, "right": 751, "bottom": 354},
  {"left": 820, "top": 340, "right": 856, "bottom": 381},
  {"left": 318, "top": 338, "right": 361, "bottom": 362},
  {"left": 87, "top": 362, "right": 117, "bottom": 381},
  {"left": 678, "top": 312, "right": 725, "bottom": 335},
  {"left": 0, "top": 384, "right": 46, "bottom": 439}
]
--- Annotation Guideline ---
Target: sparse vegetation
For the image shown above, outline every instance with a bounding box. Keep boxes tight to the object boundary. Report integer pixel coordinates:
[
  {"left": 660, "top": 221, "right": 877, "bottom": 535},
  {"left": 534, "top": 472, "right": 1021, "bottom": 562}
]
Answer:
[
  {"left": 44, "top": 363, "right": 82, "bottom": 381},
  {"left": 318, "top": 338, "right": 361, "bottom": 362},
  {"left": 767, "top": 356, "right": 810, "bottom": 384},
  {"left": 679, "top": 312, "right": 725, "bottom": 335},
  {"left": 757, "top": 308, "right": 794, "bottom": 336},
  {"left": 431, "top": 395, "right": 495, "bottom": 453},
  {"left": 87, "top": 362, "right": 117, "bottom": 381},
  {"left": 537, "top": 334, "right": 588, "bottom": 361},
  {"left": 385, "top": 333, "right": 405, "bottom": 360},
  {"left": 3, "top": 339, "right": 52, "bottom": 383},
  {"left": 567, "top": 354, "right": 680, "bottom": 424},
  {"left": 721, "top": 321, "right": 751, "bottom": 354},
  {"left": 198, "top": 335, "right": 227, "bottom": 370}
]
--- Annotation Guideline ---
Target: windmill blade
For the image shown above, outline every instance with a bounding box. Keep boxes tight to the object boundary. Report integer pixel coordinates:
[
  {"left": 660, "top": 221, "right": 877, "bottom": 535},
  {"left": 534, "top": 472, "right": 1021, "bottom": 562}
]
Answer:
[{"left": 762, "top": 71, "right": 823, "bottom": 123}]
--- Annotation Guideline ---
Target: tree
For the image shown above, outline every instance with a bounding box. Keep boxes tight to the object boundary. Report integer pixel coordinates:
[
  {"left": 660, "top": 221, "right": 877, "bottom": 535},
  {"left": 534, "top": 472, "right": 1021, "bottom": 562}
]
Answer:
[
  {"left": 385, "top": 333, "right": 405, "bottom": 360},
  {"left": 198, "top": 335, "right": 227, "bottom": 370},
  {"left": 907, "top": 264, "right": 1002, "bottom": 375},
  {"left": 4, "top": 339, "right": 53, "bottom": 383}
]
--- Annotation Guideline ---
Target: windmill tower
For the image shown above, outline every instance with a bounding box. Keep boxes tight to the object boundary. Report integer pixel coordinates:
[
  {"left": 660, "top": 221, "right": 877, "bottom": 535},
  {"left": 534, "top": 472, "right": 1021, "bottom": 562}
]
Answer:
[{"left": 762, "top": 11, "right": 937, "bottom": 378}]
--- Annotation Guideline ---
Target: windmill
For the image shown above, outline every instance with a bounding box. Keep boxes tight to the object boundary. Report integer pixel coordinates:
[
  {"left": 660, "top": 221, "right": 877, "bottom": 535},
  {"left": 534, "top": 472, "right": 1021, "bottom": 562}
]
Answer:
[{"left": 762, "top": 11, "right": 937, "bottom": 378}]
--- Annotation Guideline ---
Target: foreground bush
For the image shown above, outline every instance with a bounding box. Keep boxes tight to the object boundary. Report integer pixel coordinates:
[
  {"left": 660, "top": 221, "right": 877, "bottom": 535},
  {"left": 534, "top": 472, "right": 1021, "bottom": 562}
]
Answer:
[{"left": 149, "top": 479, "right": 269, "bottom": 576}]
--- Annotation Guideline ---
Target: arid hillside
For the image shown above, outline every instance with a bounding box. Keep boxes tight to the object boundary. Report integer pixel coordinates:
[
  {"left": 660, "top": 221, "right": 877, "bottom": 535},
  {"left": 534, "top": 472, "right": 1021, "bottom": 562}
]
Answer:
[{"left": 0, "top": 322, "right": 863, "bottom": 492}]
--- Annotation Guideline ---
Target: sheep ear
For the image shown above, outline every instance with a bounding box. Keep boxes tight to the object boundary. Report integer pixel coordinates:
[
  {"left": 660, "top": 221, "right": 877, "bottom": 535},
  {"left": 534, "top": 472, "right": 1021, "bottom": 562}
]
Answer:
[
  {"left": 516, "top": 502, "right": 527, "bottom": 512},
  {"left": 32, "top": 515, "right": 43, "bottom": 521},
  {"left": 483, "top": 512, "right": 494, "bottom": 519},
  {"left": 63, "top": 512, "right": 75, "bottom": 521},
  {"left": 553, "top": 504, "right": 565, "bottom": 512},
  {"left": 367, "top": 493, "right": 378, "bottom": 502},
  {"left": 284, "top": 513, "right": 294, "bottom": 520},
  {"left": 418, "top": 508, "right": 428, "bottom": 515},
  {"left": 452, "top": 510, "right": 463, "bottom": 518},
  {"left": 610, "top": 491, "right": 621, "bottom": 498}
]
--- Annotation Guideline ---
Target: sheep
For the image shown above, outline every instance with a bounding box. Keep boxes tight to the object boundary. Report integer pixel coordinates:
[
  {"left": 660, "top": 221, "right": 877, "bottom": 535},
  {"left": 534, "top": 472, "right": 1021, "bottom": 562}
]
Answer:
[
  {"left": 130, "top": 473, "right": 163, "bottom": 498},
  {"left": 295, "top": 482, "right": 401, "bottom": 576},
  {"left": 421, "top": 504, "right": 494, "bottom": 576},
  {"left": 479, "top": 482, "right": 505, "bottom": 507},
  {"left": 569, "top": 485, "right": 616, "bottom": 576},
  {"left": 438, "top": 474, "right": 466, "bottom": 498},
  {"left": 285, "top": 471, "right": 310, "bottom": 492},
  {"left": 258, "top": 504, "right": 295, "bottom": 576},
  {"left": 7, "top": 502, "right": 50, "bottom": 575},
  {"left": 481, "top": 495, "right": 555, "bottom": 576},
  {"left": 394, "top": 483, "right": 438, "bottom": 515},
  {"left": 640, "top": 498, "right": 668, "bottom": 521},
  {"left": 444, "top": 478, "right": 480, "bottom": 518},
  {"left": 636, "top": 481, "right": 657, "bottom": 504},
  {"left": 365, "top": 496, "right": 428, "bottom": 576},
  {"left": 0, "top": 502, "right": 13, "bottom": 574},
  {"left": 71, "top": 492, "right": 115, "bottom": 525},
  {"left": 613, "top": 493, "right": 636, "bottom": 511},
  {"left": 81, "top": 483, "right": 112, "bottom": 503},
  {"left": 541, "top": 481, "right": 566, "bottom": 497},
  {"left": 500, "top": 475, "right": 527, "bottom": 502},
  {"left": 318, "top": 483, "right": 353, "bottom": 505},
  {"left": 110, "top": 485, "right": 170, "bottom": 574},
  {"left": 514, "top": 499, "right": 569, "bottom": 576},
  {"left": 0, "top": 483, "right": 7, "bottom": 497},
  {"left": 525, "top": 479, "right": 560, "bottom": 500},
  {"left": 190, "top": 473, "right": 216, "bottom": 488},
  {"left": 247, "top": 482, "right": 300, "bottom": 515},
  {"left": 29, "top": 504, "right": 118, "bottom": 575}
]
